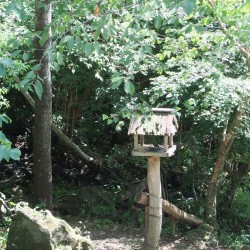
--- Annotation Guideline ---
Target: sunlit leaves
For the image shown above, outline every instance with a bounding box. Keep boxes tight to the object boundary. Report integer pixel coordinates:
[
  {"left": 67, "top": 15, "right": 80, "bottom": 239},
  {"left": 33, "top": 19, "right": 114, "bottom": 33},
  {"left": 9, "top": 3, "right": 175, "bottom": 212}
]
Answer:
[{"left": 0, "top": 145, "right": 21, "bottom": 162}]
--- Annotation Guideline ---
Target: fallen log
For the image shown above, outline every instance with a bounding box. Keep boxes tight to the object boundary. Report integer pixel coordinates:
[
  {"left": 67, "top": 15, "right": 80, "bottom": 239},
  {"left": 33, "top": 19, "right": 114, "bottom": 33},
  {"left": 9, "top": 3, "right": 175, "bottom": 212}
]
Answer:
[
  {"left": 135, "top": 192, "right": 203, "bottom": 226},
  {"left": 20, "top": 88, "right": 94, "bottom": 163}
]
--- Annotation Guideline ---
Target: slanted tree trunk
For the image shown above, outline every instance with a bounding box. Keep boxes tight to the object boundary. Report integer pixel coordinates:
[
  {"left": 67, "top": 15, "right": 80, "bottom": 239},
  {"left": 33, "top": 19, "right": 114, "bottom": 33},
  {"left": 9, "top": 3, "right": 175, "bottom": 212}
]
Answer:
[
  {"left": 206, "top": 0, "right": 250, "bottom": 227},
  {"left": 205, "top": 109, "right": 243, "bottom": 226},
  {"left": 33, "top": 0, "right": 52, "bottom": 210}
]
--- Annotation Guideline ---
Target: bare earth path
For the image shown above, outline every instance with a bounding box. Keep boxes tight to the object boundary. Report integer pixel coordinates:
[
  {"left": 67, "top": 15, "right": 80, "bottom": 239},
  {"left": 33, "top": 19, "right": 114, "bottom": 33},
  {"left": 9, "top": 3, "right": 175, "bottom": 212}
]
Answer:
[{"left": 84, "top": 222, "right": 227, "bottom": 250}]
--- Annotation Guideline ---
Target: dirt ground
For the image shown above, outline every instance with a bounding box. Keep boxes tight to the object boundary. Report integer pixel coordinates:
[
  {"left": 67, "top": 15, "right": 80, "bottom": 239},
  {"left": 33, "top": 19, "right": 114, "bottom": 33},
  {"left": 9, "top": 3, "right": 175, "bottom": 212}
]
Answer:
[{"left": 83, "top": 222, "right": 227, "bottom": 250}]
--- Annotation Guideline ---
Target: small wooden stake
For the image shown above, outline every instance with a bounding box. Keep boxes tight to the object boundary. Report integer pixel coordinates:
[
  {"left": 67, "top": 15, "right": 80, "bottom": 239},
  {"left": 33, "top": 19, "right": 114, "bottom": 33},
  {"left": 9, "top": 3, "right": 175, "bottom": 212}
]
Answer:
[
  {"left": 144, "top": 157, "right": 162, "bottom": 250},
  {"left": 145, "top": 206, "right": 149, "bottom": 238},
  {"left": 170, "top": 217, "right": 176, "bottom": 238}
]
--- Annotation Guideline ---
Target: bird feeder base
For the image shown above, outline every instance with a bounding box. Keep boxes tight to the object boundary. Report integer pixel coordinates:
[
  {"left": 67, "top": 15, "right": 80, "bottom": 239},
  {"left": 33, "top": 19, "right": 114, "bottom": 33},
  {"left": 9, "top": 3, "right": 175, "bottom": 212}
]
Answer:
[{"left": 132, "top": 145, "right": 176, "bottom": 157}]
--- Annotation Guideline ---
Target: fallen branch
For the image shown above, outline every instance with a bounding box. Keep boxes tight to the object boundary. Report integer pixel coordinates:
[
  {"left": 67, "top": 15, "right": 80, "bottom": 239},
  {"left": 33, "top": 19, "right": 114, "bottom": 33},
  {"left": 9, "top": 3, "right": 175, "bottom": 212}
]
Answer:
[
  {"left": 135, "top": 192, "right": 203, "bottom": 226},
  {"left": 20, "top": 88, "right": 94, "bottom": 163}
]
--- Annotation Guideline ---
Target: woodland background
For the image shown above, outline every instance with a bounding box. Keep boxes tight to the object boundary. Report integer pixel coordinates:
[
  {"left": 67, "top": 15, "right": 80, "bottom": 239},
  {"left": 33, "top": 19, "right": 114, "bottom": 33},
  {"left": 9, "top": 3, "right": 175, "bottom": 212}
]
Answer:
[{"left": 1, "top": 0, "right": 250, "bottom": 249}]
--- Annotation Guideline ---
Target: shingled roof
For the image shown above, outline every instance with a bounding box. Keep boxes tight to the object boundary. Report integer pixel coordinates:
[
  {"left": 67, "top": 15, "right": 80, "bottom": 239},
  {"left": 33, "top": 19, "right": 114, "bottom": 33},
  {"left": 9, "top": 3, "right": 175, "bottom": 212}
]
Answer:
[{"left": 128, "top": 108, "right": 178, "bottom": 136}]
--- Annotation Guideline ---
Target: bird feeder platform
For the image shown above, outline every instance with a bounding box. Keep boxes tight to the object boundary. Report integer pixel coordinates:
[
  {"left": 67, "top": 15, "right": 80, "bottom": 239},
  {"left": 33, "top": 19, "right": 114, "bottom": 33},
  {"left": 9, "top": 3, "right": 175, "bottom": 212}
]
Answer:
[{"left": 128, "top": 108, "right": 178, "bottom": 158}]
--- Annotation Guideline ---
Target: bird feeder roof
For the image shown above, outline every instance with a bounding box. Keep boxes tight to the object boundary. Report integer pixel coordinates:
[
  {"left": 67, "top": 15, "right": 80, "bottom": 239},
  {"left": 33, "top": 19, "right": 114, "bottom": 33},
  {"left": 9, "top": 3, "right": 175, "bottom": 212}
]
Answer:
[{"left": 128, "top": 108, "right": 178, "bottom": 136}]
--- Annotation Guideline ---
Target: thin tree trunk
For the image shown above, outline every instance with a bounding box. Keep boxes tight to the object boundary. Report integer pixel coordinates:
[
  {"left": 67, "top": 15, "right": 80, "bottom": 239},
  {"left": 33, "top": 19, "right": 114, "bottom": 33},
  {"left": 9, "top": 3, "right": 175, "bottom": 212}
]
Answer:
[
  {"left": 205, "top": 109, "right": 243, "bottom": 226},
  {"left": 206, "top": 0, "right": 250, "bottom": 227},
  {"left": 33, "top": 0, "right": 52, "bottom": 210},
  {"left": 224, "top": 163, "right": 250, "bottom": 208}
]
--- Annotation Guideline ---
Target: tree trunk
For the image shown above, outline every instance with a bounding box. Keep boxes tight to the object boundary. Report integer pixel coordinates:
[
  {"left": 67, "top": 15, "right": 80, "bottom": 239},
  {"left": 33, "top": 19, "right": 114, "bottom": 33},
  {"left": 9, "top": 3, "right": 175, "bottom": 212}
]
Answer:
[
  {"left": 33, "top": 0, "right": 52, "bottom": 210},
  {"left": 135, "top": 192, "right": 203, "bottom": 226},
  {"left": 144, "top": 157, "right": 162, "bottom": 250},
  {"left": 206, "top": 0, "right": 250, "bottom": 227},
  {"left": 224, "top": 163, "right": 250, "bottom": 209},
  {"left": 205, "top": 109, "right": 243, "bottom": 226}
]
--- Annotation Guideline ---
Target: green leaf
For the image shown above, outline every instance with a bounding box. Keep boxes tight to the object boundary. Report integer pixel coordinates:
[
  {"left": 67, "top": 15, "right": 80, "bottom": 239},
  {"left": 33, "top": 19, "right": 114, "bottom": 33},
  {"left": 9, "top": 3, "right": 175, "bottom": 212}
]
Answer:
[
  {"left": 20, "top": 78, "right": 30, "bottom": 87},
  {"left": 75, "top": 36, "right": 83, "bottom": 50},
  {"left": 0, "top": 145, "right": 10, "bottom": 162},
  {"left": 57, "top": 52, "right": 64, "bottom": 65},
  {"left": 124, "top": 53, "right": 133, "bottom": 65},
  {"left": 93, "top": 28, "right": 101, "bottom": 40},
  {"left": 22, "top": 53, "right": 29, "bottom": 61},
  {"left": 145, "top": 45, "right": 153, "bottom": 54},
  {"left": 194, "top": 25, "right": 203, "bottom": 33},
  {"left": 0, "top": 132, "right": 11, "bottom": 146},
  {"left": 5, "top": 2, "right": 16, "bottom": 15},
  {"left": 124, "top": 81, "right": 135, "bottom": 95},
  {"left": 102, "top": 27, "right": 110, "bottom": 41},
  {"left": 0, "top": 58, "right": 14, "bottom": 68},
  {"left": 60, "top": 35, "right": 72, "bottom": 43},
  {"left": 102, "top": 114, "right": 109, "bottom": 120},
  {"left": 183, "top": 0, "right": 196, "bottom": 15},
  {"left": 32, "top": 64, "right": 41, "bottom": 71},
  {"left": 67, "top": 36, "right": 75, "bottom": 51},
  {"left": 9, "top": 148, "right": 21, "bottom": 161},
  {"left": 111, "top": 76, "right": 123, "bottom": 89},
  {"left": 27, "top": 70, "right": 36, "bottom": 79},
  {"left": 34, "top": 80, "right": 43, "bottom": 100},
  {"left": 84, "top": 43, "right": 94, "bottom": 56},
  {"left": 0, "top": 65, "right": 6, "bottom": 77},
  {"left": 12, "top": 50, "right": 22, "bottom": 57},
  {"left": 39, "top": 32, "right": 49, "bottom": 46},
  {"left": 94, "top": 42, "right": 102, "bottom": 55},
  {"left": 185, "top": 24, "right": 193, "bottom": 33},
  {"left": 138, "top": 47, "right": 145, "bottom": 59},
  {"left": 154, "top": 16, "right": 162, "bottom": 30},
  {"left": 0, "top": 114, "right": 10, "bottom": 125}
]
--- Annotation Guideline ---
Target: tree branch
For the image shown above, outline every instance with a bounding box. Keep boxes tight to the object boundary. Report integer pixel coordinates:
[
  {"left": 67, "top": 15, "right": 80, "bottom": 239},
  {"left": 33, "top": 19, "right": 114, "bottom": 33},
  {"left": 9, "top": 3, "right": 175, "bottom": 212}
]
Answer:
[{"left": 19, "top": 87, "right": 94, "bottom": 163}]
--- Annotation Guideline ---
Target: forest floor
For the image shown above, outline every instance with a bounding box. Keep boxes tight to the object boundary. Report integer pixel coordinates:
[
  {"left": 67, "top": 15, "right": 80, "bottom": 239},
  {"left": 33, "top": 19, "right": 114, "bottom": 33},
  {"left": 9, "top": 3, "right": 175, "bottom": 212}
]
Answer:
[
  {"left": 0, "top": 161, "right": 237, "bottom": 250},
  {"left": 68, "top": 219, "right": 227, "bottom": 250}
]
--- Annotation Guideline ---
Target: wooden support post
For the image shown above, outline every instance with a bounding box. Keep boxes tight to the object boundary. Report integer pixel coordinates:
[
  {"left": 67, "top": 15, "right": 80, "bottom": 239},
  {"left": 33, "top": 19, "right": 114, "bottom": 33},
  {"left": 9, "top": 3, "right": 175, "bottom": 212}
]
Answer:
[
  {"left": 140, "top": 135, "right": 145, "bottom": 146},
  {"left": 144, "top": 157, "right": 162, "bottom": 250},
  {"left": 169, "top": 135, "right": 173, "bottom": 147},
  {"left": 134, "top": 134, "right": 139, "bottom": 150},
  {"left": 163, "top": 136, "right": 168, "bottom": 152}
]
